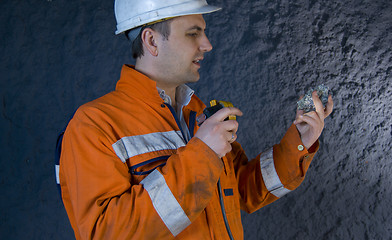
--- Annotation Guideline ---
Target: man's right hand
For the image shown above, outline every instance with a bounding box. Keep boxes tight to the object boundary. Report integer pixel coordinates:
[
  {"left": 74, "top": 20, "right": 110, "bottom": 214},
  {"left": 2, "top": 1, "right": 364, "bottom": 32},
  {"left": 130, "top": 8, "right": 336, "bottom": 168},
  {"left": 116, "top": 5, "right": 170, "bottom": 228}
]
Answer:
[{"left": 194, "top": 107, "right": 243, "bottom": 158}]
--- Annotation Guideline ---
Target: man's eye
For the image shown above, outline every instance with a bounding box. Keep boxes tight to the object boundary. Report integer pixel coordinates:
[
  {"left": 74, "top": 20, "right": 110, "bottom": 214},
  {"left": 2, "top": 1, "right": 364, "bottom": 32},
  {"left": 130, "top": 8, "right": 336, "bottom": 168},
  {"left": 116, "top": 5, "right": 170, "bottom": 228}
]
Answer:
[{"left": 187, "top": 32, "right": 198, "bottom": 37}]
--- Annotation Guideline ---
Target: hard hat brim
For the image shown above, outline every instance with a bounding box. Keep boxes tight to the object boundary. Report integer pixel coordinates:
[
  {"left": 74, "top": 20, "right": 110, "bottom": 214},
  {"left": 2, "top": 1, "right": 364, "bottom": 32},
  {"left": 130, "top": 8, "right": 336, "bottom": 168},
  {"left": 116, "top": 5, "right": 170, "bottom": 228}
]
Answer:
[{"left": 115, "top": 4, "right": 222, "bottom": 35}]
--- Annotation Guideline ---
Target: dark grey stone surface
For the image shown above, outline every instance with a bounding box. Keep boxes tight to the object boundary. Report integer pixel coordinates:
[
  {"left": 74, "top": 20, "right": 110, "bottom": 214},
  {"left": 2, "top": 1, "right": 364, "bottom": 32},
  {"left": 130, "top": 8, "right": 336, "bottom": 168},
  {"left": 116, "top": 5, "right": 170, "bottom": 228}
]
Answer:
[{"left": 1, "top": 0, "right": 391, "bottom": 239}]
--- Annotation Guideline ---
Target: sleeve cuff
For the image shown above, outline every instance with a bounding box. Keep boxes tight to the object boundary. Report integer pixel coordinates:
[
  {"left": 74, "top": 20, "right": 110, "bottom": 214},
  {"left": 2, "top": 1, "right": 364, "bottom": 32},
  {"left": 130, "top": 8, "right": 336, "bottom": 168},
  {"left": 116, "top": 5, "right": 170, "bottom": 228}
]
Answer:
[{"left": 273, "top": 124, "right": 319, "bottom": 189}]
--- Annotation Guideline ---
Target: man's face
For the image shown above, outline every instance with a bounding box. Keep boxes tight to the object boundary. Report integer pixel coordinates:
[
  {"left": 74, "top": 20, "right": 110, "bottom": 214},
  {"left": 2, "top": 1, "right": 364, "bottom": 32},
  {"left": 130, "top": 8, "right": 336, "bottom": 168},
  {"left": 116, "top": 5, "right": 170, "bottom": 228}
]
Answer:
[{"left": 155, "top": 14, "right": 213, "bottom": 87}]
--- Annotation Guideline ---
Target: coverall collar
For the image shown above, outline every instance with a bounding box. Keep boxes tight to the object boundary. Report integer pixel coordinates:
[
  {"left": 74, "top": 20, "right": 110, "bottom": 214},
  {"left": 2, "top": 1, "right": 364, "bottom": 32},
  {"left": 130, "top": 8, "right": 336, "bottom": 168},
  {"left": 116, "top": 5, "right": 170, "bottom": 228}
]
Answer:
[
  {"left": 115, "top": 64, "right": 163, "bottom": 103},
  {"left": 116, "top": 65, "right": 195, "bottom": 106},
  {"left": 157, "top": 85, "right": 194, "bottom": 108}
]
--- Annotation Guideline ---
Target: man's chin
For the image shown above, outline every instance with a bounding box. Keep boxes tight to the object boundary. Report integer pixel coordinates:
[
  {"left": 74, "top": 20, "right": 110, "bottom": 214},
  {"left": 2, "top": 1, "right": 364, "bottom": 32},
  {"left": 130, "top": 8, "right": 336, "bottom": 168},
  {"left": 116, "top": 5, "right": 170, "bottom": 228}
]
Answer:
[
  {"left": 186, "top": 72, "right": 200, "bottom": 83},
  {"left": 191, "top": 75, "right": 200, "bottom": 83}
]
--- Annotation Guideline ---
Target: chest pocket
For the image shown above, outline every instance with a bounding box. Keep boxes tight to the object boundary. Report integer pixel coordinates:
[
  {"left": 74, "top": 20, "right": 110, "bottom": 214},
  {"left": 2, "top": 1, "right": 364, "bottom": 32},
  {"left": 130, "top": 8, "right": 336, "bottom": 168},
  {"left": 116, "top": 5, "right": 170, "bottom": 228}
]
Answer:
[
  {"left": 111, "top": 130, "right": 187, "bottom": 183},
  {"left": 129, "top": 155, "right": 170, "bottom": 176},
  {"left": 130, "top": 154, "right": 176, "bottom": 184},
  {"left": 219, "top": 156, "right": 241, "bottom": 215}
]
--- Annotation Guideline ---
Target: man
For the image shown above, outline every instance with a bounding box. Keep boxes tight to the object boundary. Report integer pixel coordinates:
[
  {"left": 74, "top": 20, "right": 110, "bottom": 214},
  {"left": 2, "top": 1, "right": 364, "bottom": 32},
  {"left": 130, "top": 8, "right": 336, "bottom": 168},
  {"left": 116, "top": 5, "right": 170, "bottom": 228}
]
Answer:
[{"left": 58, "top": 0, "right": 333, "bottom": 239}]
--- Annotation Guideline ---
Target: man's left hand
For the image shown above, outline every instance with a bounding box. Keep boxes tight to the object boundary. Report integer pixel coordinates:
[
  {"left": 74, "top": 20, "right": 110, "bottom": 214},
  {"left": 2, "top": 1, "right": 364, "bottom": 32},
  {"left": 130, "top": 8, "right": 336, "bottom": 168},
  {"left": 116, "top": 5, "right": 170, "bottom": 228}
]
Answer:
[{"left": 294, "top": 91, "right": 334, "bottom": 149}]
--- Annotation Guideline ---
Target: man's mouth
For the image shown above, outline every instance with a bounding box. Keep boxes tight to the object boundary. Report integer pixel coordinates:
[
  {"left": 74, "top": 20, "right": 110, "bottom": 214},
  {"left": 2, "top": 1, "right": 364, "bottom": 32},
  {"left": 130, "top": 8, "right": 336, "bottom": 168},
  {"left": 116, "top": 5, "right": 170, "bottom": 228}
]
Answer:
[{"left": 193, "top": 58, "right": 203, "bottom": 67}]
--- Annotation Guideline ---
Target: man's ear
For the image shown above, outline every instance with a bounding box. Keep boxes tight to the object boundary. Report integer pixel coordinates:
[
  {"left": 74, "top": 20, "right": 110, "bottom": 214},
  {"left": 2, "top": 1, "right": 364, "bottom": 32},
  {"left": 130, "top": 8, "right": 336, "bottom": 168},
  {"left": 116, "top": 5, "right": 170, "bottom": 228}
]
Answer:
[{"left": 140, "top": 28, "right": 158, "bottom": 57}]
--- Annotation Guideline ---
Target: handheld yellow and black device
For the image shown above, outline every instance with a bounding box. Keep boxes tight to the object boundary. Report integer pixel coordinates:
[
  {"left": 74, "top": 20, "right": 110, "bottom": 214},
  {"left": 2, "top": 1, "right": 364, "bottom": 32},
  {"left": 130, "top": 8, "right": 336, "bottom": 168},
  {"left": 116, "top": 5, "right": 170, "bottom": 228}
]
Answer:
[{"left": 197, "top": 100, "right": 236, "bottom": 126}]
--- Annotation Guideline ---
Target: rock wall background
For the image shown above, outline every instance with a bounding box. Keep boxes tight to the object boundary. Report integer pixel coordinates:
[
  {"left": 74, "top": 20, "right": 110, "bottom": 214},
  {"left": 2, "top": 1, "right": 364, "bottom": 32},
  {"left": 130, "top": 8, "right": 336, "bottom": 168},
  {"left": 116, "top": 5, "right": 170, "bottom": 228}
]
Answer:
[{"left": 0, "top": 0, "right": 391, "bottom": 239}]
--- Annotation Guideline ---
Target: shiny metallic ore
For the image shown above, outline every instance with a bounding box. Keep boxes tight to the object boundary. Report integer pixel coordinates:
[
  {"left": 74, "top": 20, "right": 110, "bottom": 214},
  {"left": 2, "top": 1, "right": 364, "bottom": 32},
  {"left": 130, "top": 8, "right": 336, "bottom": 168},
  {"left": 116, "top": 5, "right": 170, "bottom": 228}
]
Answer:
[{"left": 297, "top": 84, "right": 330, "bottom": 113}]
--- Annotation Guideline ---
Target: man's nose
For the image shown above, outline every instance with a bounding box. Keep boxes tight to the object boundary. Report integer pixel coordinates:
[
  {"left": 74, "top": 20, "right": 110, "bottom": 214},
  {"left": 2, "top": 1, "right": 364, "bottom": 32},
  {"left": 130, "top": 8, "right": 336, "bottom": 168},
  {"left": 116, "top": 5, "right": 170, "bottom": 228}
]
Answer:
[{"left": 199, "top": 35, "right": 213, "bottom": 52}]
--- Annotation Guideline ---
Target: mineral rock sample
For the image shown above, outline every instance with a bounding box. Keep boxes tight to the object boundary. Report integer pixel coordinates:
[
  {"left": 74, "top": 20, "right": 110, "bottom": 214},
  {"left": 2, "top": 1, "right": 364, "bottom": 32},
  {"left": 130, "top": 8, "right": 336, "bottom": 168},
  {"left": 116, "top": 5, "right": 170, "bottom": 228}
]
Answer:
[{"left": 297, "top": 84, "right": 330, "bottom": 113}]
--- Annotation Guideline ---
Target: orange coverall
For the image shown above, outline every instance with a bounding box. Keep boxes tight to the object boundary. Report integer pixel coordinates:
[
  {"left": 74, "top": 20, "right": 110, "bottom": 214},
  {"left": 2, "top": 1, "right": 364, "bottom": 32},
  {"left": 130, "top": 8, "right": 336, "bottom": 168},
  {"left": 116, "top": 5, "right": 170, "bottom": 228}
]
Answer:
[{"left": 59, "top": 65, "right": 318, "bottom": 239}]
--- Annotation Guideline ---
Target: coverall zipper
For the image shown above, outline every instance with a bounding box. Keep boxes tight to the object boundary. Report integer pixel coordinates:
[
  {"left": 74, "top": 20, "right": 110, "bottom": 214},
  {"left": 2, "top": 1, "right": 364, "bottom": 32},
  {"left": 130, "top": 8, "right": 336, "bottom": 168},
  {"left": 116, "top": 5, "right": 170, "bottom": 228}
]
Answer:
[
  {"left": 165, "top": 103, "right": 189, "bottom": 142},
  {"left": 218, "top": 179, "right": 235, "bottom": 240}
]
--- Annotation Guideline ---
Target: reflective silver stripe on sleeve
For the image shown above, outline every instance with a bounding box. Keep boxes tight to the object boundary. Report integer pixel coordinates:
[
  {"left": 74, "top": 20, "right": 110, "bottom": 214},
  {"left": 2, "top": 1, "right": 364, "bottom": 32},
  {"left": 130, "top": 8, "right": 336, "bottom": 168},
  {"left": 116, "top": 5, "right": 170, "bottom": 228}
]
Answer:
[
  {"left": 55, "top": 165, "right": 60, "bottom": 184},
  {"left": 141, "top": 169, "right": 191, "bottom": 236},
  {"left": 259, "top": 148, "right": 291, "bottom": 198},
  {"left": 112, "top": 130, "right": 186, "bottom": 162}
]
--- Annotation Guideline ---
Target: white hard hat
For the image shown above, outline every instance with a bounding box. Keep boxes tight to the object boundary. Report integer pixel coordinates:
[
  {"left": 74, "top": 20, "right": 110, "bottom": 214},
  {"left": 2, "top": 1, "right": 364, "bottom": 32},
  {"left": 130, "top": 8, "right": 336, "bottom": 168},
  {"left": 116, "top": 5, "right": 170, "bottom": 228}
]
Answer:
[{"left": 114, "top": 0, "right": 221, "bottom": 35}]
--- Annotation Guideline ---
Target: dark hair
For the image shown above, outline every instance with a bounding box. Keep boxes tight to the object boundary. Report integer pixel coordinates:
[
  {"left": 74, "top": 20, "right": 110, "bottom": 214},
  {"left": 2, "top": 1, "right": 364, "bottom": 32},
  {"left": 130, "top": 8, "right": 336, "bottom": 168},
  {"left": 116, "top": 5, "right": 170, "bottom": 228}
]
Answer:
[{"left": 125, "top": 19, "right": 173, "bottom": 59}]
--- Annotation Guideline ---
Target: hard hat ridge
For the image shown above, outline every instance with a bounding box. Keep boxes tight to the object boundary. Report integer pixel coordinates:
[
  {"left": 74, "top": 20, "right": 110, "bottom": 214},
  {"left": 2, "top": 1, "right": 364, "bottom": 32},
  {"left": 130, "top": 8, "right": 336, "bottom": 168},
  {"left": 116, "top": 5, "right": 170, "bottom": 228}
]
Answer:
[{"left": 114, "top": 0, "right": 221, "bottom": 35}]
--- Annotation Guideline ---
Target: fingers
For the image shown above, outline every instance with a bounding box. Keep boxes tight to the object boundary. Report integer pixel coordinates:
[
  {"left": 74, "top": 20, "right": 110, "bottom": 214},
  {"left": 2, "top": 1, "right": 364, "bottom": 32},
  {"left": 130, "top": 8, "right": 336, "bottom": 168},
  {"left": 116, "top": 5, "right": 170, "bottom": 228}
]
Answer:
[
  {"left": 209, "top": 107, "right": 243, "bottom": 122},
  {"left": 312, "top": 91, "right": 325, "bottom": 119},
  {"left": 297, "top": 112, "right": 323, "bottom": 127},
  {"left": 295, "top": 108, "right": 304, "bottom": 121},
  {"left": 227, "top": 131, "right": 237, "bottom": 143},
  {"left": 220, "top": 119, "right": 239, "bottom": 133},
  {"left": 194, "top": 107, "right": 242, "bottom": 158},
  {"left": 325, "top": 95, "right": 334, "bottom": 117},
  {"left": 294, "top": 92, "right": 333, "bottom": 149},
  {"left": 311, "top": 92, "right": 334, "bottom": 120}
]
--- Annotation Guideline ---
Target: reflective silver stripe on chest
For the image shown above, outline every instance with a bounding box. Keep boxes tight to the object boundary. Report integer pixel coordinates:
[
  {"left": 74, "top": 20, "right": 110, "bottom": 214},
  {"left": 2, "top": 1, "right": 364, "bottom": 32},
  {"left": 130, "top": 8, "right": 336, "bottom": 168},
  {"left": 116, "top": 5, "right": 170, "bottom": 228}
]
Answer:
[
  {"left": 141, "top": 169, "right": 191, "bottom": 236},
  {"left": 259, "top": 148, "right": 291, "bottom": 198},
  {"left": 112, "top": 130, "right": 186, "bottom": 162}
]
